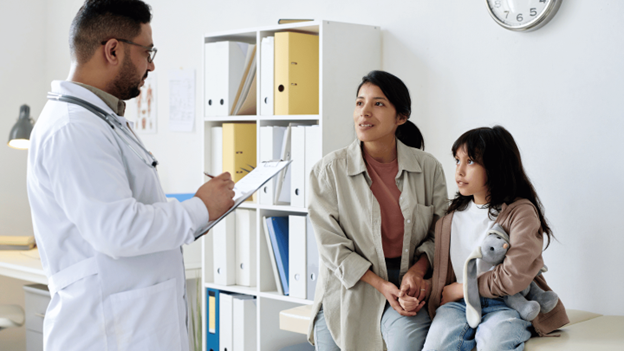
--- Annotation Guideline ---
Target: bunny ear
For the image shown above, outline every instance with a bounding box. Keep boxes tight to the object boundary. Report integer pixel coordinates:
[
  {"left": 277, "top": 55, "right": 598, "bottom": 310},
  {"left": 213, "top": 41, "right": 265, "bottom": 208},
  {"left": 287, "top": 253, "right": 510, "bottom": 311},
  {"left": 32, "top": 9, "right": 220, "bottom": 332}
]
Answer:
[
  {"left": 464, "top": 246, "right": 483, "bottom": 328},
  {"left": 488, "top": 223, "right": 510, "bottom": 243}
]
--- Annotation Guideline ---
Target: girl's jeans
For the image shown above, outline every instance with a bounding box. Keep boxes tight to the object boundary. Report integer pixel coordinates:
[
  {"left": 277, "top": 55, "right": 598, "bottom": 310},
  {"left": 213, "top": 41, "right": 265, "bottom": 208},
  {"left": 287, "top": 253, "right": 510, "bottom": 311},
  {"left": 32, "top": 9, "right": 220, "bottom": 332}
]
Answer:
[
  {"left": 422, "top": 297, "right": 532, "bottom": 351},
  {"left": 313, "top": 266, "right": 431, "bottom": 351}
]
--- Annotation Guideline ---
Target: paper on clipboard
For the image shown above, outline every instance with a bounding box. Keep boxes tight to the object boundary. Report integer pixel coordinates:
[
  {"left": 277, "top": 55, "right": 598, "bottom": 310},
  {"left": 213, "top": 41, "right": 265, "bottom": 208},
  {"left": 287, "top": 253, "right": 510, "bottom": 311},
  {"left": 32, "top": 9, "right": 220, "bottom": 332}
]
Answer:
[{"left": 195, "top": 160, "right": 293, "bottom": 240}]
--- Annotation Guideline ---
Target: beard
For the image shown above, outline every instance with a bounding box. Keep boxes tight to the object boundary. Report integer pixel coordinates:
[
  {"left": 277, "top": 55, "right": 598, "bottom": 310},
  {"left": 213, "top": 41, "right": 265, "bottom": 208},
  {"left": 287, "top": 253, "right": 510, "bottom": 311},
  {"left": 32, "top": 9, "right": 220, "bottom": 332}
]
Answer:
[{"left": 109, "top": 51, "right": 147, "bottom": 100}]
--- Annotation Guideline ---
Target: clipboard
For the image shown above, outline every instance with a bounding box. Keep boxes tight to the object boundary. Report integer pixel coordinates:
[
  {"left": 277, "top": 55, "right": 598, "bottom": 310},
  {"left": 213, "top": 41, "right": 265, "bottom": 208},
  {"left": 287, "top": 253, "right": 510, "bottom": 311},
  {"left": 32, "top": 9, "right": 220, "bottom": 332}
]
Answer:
[{"left": 195, "top": 160, "right": 292, "bottom": 240}]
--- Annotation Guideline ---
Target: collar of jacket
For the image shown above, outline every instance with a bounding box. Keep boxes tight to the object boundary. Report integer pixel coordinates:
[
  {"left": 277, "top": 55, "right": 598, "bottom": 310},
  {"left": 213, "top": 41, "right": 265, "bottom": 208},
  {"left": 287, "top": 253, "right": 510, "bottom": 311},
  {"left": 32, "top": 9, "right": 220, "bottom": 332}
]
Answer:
[
  {"left": 346, "top": 138, "right": 423, "bottom": 177},
  {"left": 72, "top": 81, "right": 126, "bottom": 116},
  {"left": 443, "top": 199, "right": 536, "bottom": 229}
]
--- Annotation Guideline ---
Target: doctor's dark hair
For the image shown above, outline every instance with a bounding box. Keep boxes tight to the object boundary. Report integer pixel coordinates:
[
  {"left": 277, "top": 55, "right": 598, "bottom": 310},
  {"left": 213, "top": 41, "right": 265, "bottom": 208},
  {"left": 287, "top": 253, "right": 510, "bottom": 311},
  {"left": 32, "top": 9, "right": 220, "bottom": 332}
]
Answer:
[
  {"left": 447, "top": 125, "right": 553, "bottom": 248},
  {"left": 69, "top": 0, "right": 152, "bottom": 64},
  {"left": 357, "top": 70, "right": 425, "bottom": 150}
]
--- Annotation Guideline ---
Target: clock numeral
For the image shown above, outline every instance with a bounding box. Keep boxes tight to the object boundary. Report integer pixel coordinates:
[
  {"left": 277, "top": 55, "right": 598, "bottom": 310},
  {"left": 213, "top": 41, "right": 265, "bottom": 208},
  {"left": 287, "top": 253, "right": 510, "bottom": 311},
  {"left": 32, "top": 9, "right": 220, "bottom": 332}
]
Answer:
[
  {"left": 540, "top": 0, "right": 546, "bottom": 2},
  {"left": 530, "top": 8, "right": 537, "bottom": 16},
  {"left": 494, "top": 0, "right": 501, "bottom": 8},
  {"left": 516, "top": 13, "right": 524, "bottom": 22},
  {"left": 504, "top": 11, "right": 509, "bottom": 19}
]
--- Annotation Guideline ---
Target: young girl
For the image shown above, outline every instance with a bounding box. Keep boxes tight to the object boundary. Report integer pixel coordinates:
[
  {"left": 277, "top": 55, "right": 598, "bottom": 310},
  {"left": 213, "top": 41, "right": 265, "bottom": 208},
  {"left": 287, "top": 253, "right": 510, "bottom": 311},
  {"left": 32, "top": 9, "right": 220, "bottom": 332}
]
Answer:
[
  {"left": 423, "top": 126, "right": 569, "bottom": 351},
  {"left": 307, "top": 71, "right": 449, "bottom": 351}
]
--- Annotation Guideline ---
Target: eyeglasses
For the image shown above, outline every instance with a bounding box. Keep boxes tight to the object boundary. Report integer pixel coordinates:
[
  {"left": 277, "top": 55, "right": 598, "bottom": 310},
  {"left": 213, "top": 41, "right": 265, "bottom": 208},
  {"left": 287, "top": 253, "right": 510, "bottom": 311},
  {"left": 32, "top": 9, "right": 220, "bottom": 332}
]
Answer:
[{"left": 101, "top": 38, "right": 157, "bottom": 63}]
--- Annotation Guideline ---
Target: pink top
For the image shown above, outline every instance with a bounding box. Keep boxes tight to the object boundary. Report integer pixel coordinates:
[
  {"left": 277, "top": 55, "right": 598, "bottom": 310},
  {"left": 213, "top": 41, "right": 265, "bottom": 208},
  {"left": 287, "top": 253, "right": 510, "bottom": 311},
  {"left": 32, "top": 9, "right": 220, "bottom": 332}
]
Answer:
[{"left": 364, "top": 150, "right": 405, "bottom": 258}]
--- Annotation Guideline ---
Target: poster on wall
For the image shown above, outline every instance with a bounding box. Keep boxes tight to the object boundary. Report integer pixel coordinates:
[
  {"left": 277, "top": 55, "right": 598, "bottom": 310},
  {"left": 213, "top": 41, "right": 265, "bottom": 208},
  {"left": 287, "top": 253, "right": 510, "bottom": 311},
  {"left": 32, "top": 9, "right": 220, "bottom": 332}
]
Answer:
[
  {"left": 168, "top": 69, "right": 195, "bottom": 132},
  {"left": 127, "top": 73, "right": 157, "bottom": 134}
]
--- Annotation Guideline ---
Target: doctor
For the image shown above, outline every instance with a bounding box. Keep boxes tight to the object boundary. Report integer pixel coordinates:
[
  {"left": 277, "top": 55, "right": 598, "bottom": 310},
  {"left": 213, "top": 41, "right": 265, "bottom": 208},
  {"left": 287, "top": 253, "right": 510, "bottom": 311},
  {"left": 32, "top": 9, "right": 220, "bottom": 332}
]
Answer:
[{"left": 26, "top": 1, "right": 233, "bottom": 350}]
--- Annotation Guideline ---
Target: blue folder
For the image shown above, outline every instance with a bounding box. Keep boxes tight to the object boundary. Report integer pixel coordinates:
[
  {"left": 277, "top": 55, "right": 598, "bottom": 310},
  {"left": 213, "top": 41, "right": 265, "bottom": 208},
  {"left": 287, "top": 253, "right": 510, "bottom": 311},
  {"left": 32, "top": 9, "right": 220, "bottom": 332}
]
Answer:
[
  {"left": 266, "top": 217, "right": 290, "bottom": 296},
  {"left": 206, "top": 288, "right": 219, "bottom": 351},
  {"left": 165, "top": 193, "right": 195, "bottom": 202}
]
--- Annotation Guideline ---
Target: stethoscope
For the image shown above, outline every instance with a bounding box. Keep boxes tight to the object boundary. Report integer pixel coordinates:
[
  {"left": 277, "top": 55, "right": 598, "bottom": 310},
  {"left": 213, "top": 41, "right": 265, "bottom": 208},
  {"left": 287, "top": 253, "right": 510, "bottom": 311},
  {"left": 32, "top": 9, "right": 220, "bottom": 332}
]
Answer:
[{"left": 47, "top": 92, "right": 159, "bottom": 168}]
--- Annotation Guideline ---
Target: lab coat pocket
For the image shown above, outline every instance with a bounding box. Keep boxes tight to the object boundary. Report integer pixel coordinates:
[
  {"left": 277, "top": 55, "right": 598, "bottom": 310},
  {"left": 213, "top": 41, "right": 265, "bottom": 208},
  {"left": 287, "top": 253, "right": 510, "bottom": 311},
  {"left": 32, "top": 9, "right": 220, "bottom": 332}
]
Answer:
[{"left": 109, "top": 278, "right": 182, "bottom": 351}]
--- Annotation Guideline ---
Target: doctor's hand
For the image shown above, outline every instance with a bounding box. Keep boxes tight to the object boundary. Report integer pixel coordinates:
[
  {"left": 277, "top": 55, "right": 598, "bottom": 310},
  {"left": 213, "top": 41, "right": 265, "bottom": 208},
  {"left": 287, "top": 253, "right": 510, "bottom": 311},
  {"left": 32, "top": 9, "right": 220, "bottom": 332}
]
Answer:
[{"left": 195, "top": 172, "right": 235, "bottom": 221}]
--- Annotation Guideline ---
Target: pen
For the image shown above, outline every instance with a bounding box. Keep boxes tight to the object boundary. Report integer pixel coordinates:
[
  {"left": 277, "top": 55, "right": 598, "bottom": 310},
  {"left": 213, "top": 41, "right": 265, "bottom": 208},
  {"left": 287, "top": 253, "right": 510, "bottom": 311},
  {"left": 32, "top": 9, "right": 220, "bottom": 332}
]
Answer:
[{"left": 204, "top": 172, "right": 239, "bottom": 193}]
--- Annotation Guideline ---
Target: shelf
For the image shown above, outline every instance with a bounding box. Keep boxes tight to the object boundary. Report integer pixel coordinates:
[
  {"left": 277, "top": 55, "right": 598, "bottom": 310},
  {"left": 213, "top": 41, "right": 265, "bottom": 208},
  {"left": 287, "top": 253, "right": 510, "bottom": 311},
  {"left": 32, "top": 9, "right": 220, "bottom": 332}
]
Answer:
[
  {"left": 202, "top": 284, "right": 314, "bottom": 305},
  {"left": 230, "top": 202, "right": 308, "bottom": 213},
  {"left": 205, "top": 20, "right": 322, "bottom": 39},
  {"left": 204, "top": 115, "right": 320, "bottom": 122},
  {"left": 257, "top": 204, "right": 308, "bottom": 213},
  {"left": 204, "top": 283, "right": 258, "bottom": 296},
  {"left": 258, "top": 115, "right": 319, "bottom": 121},
  {"left": 258, "top": 291, "right": 314, "bottom": 305},
  {"left": 203, "top": 116, "right": 257, "bottom": 122},
  {"left": 201, "top": 20, "right": 381, "bottom": 351}
]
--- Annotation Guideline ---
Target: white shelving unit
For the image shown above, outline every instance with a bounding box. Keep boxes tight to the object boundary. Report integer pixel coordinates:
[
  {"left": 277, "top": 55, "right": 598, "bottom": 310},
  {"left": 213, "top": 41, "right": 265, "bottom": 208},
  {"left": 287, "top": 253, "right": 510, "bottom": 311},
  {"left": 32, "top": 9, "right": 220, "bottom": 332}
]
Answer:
[{"left": 201, "top": 20, "right": 380, "bottom": 351}]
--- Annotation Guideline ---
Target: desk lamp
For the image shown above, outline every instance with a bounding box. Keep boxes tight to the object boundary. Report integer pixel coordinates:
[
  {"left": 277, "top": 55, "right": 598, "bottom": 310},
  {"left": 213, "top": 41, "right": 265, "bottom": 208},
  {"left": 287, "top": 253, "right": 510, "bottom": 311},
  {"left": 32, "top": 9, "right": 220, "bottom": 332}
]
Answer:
[{"left": 7, "top": 105, "right": 34, "bottom": 150}]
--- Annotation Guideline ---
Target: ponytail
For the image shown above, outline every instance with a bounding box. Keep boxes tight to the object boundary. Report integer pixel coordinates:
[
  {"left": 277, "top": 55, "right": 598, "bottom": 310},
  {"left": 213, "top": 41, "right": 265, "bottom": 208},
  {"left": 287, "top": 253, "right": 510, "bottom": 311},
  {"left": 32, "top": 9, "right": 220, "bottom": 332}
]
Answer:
[{"left": 396, "top": 120, "right": 424, "bottom": 150}]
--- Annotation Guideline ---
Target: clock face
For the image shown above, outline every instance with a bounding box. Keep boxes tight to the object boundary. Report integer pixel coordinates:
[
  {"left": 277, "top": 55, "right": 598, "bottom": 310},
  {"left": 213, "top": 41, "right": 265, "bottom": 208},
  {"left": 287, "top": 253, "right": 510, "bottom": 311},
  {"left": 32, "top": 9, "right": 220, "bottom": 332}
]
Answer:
[{"left": 486, "top": 0, "right": 561, "bottom": 31}]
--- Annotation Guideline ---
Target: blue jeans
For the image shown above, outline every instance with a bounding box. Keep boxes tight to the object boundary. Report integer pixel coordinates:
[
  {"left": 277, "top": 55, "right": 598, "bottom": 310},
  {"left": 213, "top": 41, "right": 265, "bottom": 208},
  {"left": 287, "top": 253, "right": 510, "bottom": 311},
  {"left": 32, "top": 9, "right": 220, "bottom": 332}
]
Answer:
[
  {"left": 422, "top": 298, "right": 532, "bottom": 351},
  {"left": 314, "top": 304, "right": 431, "bottom": 351},
  {"left": 314, "top": 266, "right": 431, "bottom": 351}
]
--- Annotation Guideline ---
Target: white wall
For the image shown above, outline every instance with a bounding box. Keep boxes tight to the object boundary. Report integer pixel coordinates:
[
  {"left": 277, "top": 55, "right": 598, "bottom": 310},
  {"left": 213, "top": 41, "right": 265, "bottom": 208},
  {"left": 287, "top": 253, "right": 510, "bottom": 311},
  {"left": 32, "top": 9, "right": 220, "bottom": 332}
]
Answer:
[
  {"left": 0, "top": 1, "right": 47, "bottom": 237},
  {"left": 3, "top": 0, "right": 622, "bottom": 320},
  {"left": 0, "top": 1, "right": 47, "bottom": 347}
]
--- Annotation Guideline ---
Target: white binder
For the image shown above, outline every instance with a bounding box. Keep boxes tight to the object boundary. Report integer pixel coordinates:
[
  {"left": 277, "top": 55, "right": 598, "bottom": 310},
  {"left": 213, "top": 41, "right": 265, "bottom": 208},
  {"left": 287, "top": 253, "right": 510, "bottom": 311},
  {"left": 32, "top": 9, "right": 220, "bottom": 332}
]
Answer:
[
  {"left": 259, "top": 126, "right": 286, "bottom": 205},
  {"left": 219, "top": 293, "right": 233, "bottom": 351},
  {"left": 306, "top": 215, "right": 319, "bottom": 300},
  {"left": 274, "top": 125, "right": 292, "bottom": 205},
  {"left": 213, "top": 215, "right": 236, "bottom": 285},
  {"left": 289, "top": 215, "right": 307, "bottom": 299},
  {"left": 235, "top": 209, "right": 256, "bottom": 287},
  {"left": 204, "top": 41, "right": 249, "bottom": 117},
  {"left": 305, "top": 125, "right": 322, "bottom": 207},
  {"left": 260, "top": 36, "right": 274, "bottom": 116},
  {"left": 290, "top": 126, "right": 306, "bottom": 208},
  {"left": 211, "top": 126, "right": 223, "bottom": 174},
  {"left": 233, "top": 295, "right": 257, "bottom": 351}
]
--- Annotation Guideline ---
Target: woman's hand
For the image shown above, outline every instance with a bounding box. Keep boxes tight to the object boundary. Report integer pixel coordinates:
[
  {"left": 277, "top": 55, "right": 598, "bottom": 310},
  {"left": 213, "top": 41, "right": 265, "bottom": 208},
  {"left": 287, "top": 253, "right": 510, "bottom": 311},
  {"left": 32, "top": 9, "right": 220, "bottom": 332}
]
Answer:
[
  {"left": 397, "top": 254, "right": 431, "bottom": 313},
  {"left": 398, "top": 292, "right": 421, "bottom": 312},
  {"left": 440, "top": 282, "right": 464, "bottom": 305},
  {"left": 379, "top": 280, "right": 417, "bottom": 317},
  {"left": 398, "top": 278, "right": 430, "bottom": 313},
  {"left": 400, "top": 270, "right": 431, "bottom": 301}
]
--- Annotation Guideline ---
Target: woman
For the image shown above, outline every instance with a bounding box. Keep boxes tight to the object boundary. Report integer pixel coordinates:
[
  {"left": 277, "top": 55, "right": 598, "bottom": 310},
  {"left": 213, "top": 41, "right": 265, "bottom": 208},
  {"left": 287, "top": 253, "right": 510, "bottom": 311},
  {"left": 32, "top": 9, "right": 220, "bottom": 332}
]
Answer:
[{"left": 307, "top": 70, "right": 448, "bottom": 350}]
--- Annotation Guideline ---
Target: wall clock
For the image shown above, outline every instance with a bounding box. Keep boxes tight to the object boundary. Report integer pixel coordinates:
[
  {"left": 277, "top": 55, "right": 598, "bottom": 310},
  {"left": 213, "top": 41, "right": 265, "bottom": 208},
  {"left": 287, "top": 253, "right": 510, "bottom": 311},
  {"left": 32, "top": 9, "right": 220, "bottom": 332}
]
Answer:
[{"left": 486, "top": 0, "right": 562, "bottom": 31}]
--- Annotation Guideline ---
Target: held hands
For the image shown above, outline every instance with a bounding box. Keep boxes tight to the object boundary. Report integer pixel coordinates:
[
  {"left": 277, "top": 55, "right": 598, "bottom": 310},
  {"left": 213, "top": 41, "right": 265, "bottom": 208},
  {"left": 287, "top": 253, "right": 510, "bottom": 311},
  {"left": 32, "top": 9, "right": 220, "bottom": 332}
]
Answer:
[
  {"left": 195, "top": 172, "right": 235, "bottom": 221},
  {"left": 397, "top": 271, "right": 430, "bottom": 313},
  {"left": 440, "top": 282, "right": 464, "bottom": 305},
  {"left": 379, "top": 280, "right": 417, "bottom": 317}
]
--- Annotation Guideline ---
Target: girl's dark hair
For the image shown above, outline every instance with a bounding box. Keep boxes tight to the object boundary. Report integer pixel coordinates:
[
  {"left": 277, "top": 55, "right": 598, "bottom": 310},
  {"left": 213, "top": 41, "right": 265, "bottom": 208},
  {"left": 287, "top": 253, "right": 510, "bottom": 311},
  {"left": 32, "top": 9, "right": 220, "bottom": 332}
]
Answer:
[
  {"left": 448, "top": 125, "right": 554, "bottom": 248},
  {"left": 357, "top": 70, "right": 424, "bottom": 150}
]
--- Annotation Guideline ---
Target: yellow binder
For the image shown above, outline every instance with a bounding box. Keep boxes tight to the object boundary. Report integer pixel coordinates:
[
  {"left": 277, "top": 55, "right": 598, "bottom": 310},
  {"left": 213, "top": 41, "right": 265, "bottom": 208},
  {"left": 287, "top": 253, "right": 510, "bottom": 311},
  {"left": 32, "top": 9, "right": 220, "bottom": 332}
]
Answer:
[
  {"left": 222, "top": 123, "right": 257, "bottom": 183},
  {"left": 274, "top": 32, "right": 319, "bottom": 115}
]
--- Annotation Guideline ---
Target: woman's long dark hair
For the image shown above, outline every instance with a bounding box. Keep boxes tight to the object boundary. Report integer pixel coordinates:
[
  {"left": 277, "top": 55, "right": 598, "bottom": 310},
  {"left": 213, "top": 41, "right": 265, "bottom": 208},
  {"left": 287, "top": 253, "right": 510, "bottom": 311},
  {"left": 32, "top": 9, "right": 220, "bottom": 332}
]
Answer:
[
  {"left": 447, "top": 126, "right": 554, "bottom": 248},
  {"left": 357, "top": 71, "right": 424, "bottom": 150}
]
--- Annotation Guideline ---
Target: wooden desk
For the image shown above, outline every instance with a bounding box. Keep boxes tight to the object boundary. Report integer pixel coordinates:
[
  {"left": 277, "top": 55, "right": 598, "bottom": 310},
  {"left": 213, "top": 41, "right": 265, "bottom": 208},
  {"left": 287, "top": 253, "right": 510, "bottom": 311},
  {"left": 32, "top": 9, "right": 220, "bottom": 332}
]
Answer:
[
  {"left": 0, "top": 248, "right": 201, "bottom": 284},
  {"left": 0, "top": 249, "right": 47, "bottom": 285}
]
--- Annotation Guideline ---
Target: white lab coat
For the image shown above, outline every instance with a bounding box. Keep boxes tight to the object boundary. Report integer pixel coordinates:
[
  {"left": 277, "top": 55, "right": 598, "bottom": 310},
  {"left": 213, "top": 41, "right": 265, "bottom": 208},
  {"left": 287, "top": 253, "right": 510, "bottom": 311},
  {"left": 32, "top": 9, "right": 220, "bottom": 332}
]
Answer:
[{"left": 27, "top": 81, "right": 208, "bottom": 351}]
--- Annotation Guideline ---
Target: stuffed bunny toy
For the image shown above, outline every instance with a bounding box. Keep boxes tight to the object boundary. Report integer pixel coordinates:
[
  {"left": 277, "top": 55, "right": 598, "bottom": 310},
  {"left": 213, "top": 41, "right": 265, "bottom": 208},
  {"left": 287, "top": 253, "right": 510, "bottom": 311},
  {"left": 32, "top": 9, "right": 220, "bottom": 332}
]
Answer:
[{"left": 463, "top": 224, "right": 559, "bottom": 328}]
